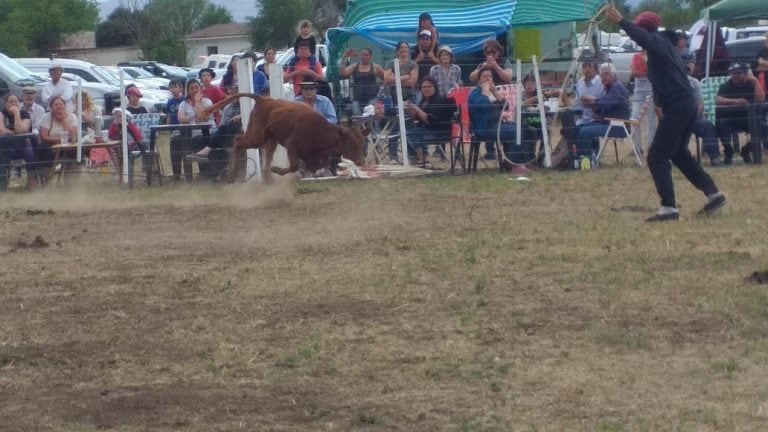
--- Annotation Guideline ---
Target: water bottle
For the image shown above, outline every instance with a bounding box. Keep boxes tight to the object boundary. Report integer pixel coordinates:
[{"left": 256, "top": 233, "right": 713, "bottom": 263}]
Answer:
[
  {"left": 590, "top": 150, "right": 598, "bottom": 169},
  {"left": 580, "top": 155, "right": 591, "bottom": 171}
]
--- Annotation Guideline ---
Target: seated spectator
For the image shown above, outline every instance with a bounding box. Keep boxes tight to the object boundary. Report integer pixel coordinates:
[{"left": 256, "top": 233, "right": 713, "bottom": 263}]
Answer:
[
  {"left": 20, "top": 86, "right": 45, "bottom": 133},
  {"left": 294, "top": 80, "right": 337, "bottom": 124},
  {"left": 429, "top": 46, "right": 462, "bottom": 96},
  {"left": 338, "top": 47, "right": 385, "bottom": 116},
  {"left": 186, "top": 84, "right": 243, "bottom": 181},
  {"left": 108, "top": 108, "right": 144, "bottom": 151},
  {"left": 0, "top": 94, "right": 35, "bottom": 190},
  {"left": 715, "top": 62, "right": 766, "bottom": 164},
  {"left": 404, "top": 76, "right": 453, "bottom": 167},
  {"left": 171, "top": 78, "right": 215, "bottom": 181},
  {"left": 685, "top": 63, "right": 721, "bottom": 166},
  {"left": 74, "top": 91, "right": 103, "bottom": 133},
  {"left": 574, "top": 63, "right": 630, "bottom": 157},
  {"left": 468, "top": 66, "right": 532, "bottom": 174},
  {"left": 284, "top": 40, "right": 324, "bottom": 97},
  {"left": 38, "top": 96, "right": 78, "bottom": 176}
]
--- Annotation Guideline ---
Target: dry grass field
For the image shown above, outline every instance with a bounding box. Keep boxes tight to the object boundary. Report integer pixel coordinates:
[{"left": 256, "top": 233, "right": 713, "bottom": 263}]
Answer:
[{"left": 2, "top": 164, "right": 768, "bottom": 431}]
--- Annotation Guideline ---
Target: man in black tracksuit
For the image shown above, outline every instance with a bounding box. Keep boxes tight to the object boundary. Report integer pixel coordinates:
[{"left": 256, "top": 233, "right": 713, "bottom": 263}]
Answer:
[{"left": 606, "top": 8, "right": 726, "bottom": 222}]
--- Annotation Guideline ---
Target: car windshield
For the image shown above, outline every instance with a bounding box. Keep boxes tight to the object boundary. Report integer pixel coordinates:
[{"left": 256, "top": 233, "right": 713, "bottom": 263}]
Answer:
[
  {"left": 0, "top": 52, "right": 44, "bottom": 84},
  {"left": 127, "top": 67, "right": 154, "bottom": 78},
  {"left": 157, "top": 63, "right": 187, "bottom": 76},
  {"left": 91, "top": 65, "right": 121, "bottom": 86}
]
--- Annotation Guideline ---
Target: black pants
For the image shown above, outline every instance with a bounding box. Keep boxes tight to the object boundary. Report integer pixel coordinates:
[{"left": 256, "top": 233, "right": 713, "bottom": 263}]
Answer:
[
  {"left": 0, "top": 136, "right": 41, "bottom": 191},
  {"left": 198, "top": 122, "right": 241, "bottom": 180},
  {"left": 170, "top": 135, "right": 210, "bottom": 181},
  {"left": 648, "top": 97, "right": 719, "bottom": 208}
]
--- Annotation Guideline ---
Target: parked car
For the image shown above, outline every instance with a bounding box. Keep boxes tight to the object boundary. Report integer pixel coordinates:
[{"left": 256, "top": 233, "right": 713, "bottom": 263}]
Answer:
[
  {"left": 722, "top": 26, "right": 768, "bottom": 42},
  {"left": 116, "top": 60, "right": 189, "bottom": 82},
  {"left": 109, "top": 66, "right": 170, "bottom": 89},
  {"left": 726, "top": 36, "right": 766, "bottom": 70},
  {"left": 0, "top": 52, "right": 120, "bottom": 113},
  {"left": 16, "top": 58, "right": 167, "bottom": 113}
]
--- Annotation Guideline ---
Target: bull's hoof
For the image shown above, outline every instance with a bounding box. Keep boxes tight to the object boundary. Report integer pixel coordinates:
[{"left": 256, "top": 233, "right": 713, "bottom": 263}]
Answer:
[{"left": 270, "top": 166, "right": 291, "bottom": 176}]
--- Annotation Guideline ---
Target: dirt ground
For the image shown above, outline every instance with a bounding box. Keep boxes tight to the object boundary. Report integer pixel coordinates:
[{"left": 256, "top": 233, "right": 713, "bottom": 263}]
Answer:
[{"left": 2, "top": 166, "right": 768, "bottom": 431}]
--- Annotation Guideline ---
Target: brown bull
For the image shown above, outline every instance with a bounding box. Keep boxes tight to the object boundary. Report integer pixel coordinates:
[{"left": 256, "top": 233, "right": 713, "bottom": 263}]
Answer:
[{"left": 201, "top": 93, "right": 368, "bottom": 180}]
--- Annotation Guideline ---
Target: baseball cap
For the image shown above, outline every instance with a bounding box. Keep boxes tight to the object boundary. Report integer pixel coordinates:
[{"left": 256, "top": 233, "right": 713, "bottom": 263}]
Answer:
[
  {"left": 126, "top": 86, "right": 142, "bottom": 97},
  {"left": 633, "top": 11, "right": 662, "bottom": 31},
  {"left": 22, "top": 86, "right": 37, "bottom": 94},
  {"left": 419, "top": 30, "right": 432, "bottom": 39},
  {"left": 49, "top": 61, "right": 63, "bottom": 71},
  {"left": 729, "top": 62, "right": 748, "bottom": 73}
]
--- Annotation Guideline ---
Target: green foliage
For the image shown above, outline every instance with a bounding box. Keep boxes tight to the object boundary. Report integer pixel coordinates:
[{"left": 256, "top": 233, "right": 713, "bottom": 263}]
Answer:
[
  {"left": 0, "top": 0, "right": 98, "bottom": 55},
  {"left": 95, "top": 7, "right": 144, "bottom": 48},
  {"left": 249, "top": 0, "right": 314, "bottom": 50},
  {"left": 197, "top": 4, "right": 234, "bottom": 30},
  {"left": 141, "top": 37, "right": 188, "bottom": 65},
  {"left": 632, "top": 0, "right": 721, "bottom": 29}
]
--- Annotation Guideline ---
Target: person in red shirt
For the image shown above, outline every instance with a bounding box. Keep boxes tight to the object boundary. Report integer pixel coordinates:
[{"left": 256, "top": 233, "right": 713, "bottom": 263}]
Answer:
[
  {"left": 284, "top": 40, "right": 324, "bottom": 96},
  {"left": 199, "top": 68, "right": 226, "bottom": 125}
]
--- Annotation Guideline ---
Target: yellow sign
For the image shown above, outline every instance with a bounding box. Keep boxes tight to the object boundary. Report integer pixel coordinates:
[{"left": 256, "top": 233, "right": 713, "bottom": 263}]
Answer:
[{"left": 514, "top": 28, "right": 541, "bottom": 60}]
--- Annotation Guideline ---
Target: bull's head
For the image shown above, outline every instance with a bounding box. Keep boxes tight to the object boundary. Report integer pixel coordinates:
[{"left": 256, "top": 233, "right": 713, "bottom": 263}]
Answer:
[{"left": 337, "top": 126, "right": 369, "bottom": 166}]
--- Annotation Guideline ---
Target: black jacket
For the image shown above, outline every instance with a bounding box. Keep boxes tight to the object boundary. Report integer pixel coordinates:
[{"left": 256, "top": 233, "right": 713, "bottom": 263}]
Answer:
[{"left": 619, "top": 18, "right": 693, "bottom": 110}]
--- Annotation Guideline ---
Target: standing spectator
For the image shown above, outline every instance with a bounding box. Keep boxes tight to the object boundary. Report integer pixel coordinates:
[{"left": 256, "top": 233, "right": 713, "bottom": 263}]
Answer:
[
  {"left": 412, "top": 30, "right": 438, "bottom": 86},
  {"left": 416, "top": 13, "right": 440, "bottom": 54},
  {"left": 219, "top": 55, "right": 241, "bottom": 90},
  {"left": 165, "top": 78, "right": 186, "bottom": 125},
  {"left": 404, "top": 76, "right": 453, "bottom": 167},
  {"left": 429, "top": 46, "right": 462, "bottom": 96},
  {"left": 20, "top": 86, "right": 45, "bottom": 133},
  {"left": 125, "top": 85, "right": 147, "bottom": 115},
  {"left": 574, "top": 61, "right": 605, "bottom": 127},
  {"left": 755, "top": 32, "right": 768, "bottom": 97},
  {"left": 606, "top": 8, "right": 725, "bottom": 222},
  {"left": 42, "top": 62, "right": 73, "bottom": 111},
  {"left": 199, "top": 68, "right": 226, "bottom": 125},
  {"left": 257, "top": 49, "right": 281, "bottom": 81},
  {"left": 469, "top": 40, "right": 513, "bottom": 85},
  {"left": 383, "top": 41, "right": 419, "bottom": 164},
  {"left": 284, "top": 41, "right": 324, "bottom": 97},
  {"left": 629, "top": 50, "right": 656, "bottom": 155},
  {"left": 294, "top": 80, "right": 337, "bottom": 124},
  {"left": 715, "top": 62, "right": 766, "bottom": 164},
  {"left": 338, "top": 47, "right": 385, "bottom": 116}
]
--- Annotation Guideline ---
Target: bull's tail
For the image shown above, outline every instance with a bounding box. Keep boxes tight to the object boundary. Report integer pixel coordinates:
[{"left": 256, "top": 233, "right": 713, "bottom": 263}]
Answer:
[{"left": 201, "top": 93, "right": 264, "bottom": 118}]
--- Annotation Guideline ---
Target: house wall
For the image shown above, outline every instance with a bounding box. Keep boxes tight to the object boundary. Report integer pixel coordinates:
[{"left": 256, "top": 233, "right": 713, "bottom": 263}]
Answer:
[{"left": 186, "top": 37, "right": 252, "bottom": 65}]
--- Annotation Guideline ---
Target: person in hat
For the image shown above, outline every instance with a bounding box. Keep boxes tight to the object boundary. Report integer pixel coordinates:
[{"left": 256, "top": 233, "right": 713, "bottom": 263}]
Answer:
[
  {"left": 429, "top": 45, "right": 462, "bottom": 96},
  {"left": 20, "top": 86, "right": 45, "bottom": 133},
  {"left": 416, "top": 12, "right": 439, "bottom": 54},
  {"left": 338, "top": 47, "right": 385, "bottom": 116},
  {"left": 606, "top": 7, "right": 725, "bottom": 221},
  {"left": 41, "top": 61, "right": 73, "bottom": 111},
  {"left": 294, "top": 80, "right": 336, "bottom": 124},
  {"left": 125, "top": 85, "right": 147, "bottom": 115},
  {"left": 715, "top": 61, "right": 766, "bottom": 164},
  {"left": 107, "top": 108, "right": 143, "bottom": 151},
  {"left": 412, "top": 29, "right": 439, "bottom": 84}
]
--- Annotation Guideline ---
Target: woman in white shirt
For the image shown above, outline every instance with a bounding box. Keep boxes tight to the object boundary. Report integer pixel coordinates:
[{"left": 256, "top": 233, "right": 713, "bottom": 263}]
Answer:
[{"left": 172, "top": 79, "right": 214, "bottom": 181}]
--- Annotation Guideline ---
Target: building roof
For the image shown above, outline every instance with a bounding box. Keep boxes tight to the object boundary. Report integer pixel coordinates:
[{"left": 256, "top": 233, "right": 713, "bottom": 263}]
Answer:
[{"left": 185, "top": 23, "right": 249, "bottom": 40}]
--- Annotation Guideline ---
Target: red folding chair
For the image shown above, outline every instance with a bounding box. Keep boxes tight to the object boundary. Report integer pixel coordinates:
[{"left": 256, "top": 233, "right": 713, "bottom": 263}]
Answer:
[{"left": 447, "top": 86, "right": 472, "bottom": 174}]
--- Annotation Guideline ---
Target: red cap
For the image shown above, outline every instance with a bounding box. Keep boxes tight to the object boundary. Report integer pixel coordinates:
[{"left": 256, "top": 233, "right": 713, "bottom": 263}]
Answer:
[{"left": 634, "top": 11, "right": 662, "bottom": 30}]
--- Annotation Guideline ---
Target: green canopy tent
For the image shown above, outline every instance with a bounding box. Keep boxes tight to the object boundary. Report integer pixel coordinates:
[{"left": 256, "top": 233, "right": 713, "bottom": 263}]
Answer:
[{"left": 699, "top": 0, "right": 768, "bottom": 78}]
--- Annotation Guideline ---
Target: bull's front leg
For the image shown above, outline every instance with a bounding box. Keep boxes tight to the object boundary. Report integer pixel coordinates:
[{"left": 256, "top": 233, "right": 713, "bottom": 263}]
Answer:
[
  {"left": 262, "top": 139, "right": 278, "bottom": 182},
  {"left": 228, "top": 136, "right": 247, "bottom": 182},
  {"left": 270, "top": 139, "right": 300, "bottom": 176}
]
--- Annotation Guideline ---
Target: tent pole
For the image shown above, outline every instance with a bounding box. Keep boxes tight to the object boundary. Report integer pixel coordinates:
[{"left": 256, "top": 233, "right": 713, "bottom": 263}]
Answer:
[
  {"left": 532, "top": 55, "right": 551, "bottom": 167},
  {"left": 705, "top": 22, "right": 715, "bottom": 81},
  {"left": 393, "top": 60, "right": 409, "bottom": 168},
  {"left": 515, "top": 59, "right": 521, "bottom": 147}
]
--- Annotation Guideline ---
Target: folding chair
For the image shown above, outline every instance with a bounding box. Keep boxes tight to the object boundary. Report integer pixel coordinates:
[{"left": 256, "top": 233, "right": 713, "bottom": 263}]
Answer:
[
  {"left": 597, "top": 118, "right": 644, "bottom": 166},
  {"left": 447, "top": 86, "right": 472, "bottom": 173}
]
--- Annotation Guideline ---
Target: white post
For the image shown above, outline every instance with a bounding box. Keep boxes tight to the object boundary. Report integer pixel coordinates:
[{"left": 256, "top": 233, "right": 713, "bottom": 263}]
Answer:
[
  {"left": 119, "top": 71, "right": 129, "bottom": 184},
  {"left": 76, "top": 78, "right": 83, "bottom": 163},
  {"left": 393, "top": 60, "right": 409, "bottom": 168},
  {"left": 267, "top": 62, "right": 289, "bottom": 170},
  {"left": 532, "top": 55, "right": 551, "bottom": 167},
  {"left": 705, "top": 22, "right": 714, "bottom": 81},
  {"left": 515, "top": 59, "right": 522, "bottom": 146},
  {"left": 236, "top": 57, "right": 261, "bottom": 183}
]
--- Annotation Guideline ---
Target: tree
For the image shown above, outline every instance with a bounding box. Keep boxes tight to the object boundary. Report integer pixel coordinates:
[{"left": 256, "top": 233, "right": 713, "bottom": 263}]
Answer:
[
  {"left": 197, "top": 4, "right": 234, "bottom": 30},
  {"left": 96, "top": 7, "right": 146, "bottom": 47},
  {"left": 0, "top": 0, "right": 98, "bottom": 56}
]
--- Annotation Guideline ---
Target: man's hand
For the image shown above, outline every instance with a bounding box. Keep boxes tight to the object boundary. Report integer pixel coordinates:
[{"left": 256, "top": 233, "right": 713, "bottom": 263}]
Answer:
[
  {"left": 232, "top": 115, "right": 242, "bottom": 124},
  {"left": 605, "top": 5, "right": 623, "bottom": 24}
]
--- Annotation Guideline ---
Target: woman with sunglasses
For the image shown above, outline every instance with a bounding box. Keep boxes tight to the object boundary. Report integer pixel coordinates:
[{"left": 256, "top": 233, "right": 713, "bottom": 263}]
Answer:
[
  {"left": 469, "top": 40, "right": 513, "bottom": 85},
  {"left": 404, "top": 76, "right": 453, "bottom": 167}
]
